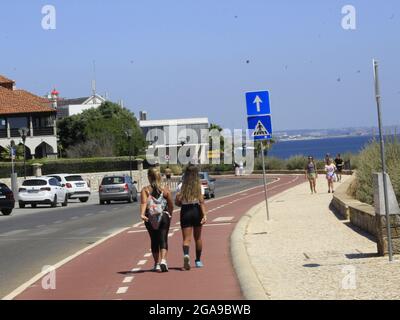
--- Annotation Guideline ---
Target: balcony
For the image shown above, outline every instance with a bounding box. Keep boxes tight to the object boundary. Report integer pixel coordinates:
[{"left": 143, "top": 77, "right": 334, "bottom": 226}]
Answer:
[
  {"left": 33, "top": 127, "right": 54, "bottom": 136},
  {"left": 0, "top": 129, "right": 7, "bottom": 138}
]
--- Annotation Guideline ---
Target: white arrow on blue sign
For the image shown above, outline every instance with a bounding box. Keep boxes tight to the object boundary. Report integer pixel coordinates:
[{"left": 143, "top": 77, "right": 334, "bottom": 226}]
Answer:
[{"left": 246, "top": 91, "right": 271, "bottom": 116}]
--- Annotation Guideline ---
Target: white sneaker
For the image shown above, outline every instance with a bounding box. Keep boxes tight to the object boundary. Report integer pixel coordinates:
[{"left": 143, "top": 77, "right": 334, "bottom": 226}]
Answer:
[
  {"left": 183, "top": 255, "right": 191, "bottom": 270},
  {"left": 160, "top": 259, "right": 168, "bottom": 272},
  {"left": 153, "top": 264, "right": 161, "bottom": 272}
]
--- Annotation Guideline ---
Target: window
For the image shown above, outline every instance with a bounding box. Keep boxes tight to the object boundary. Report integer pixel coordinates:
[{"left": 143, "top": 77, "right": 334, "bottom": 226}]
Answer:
[
  {"left": 0, "top": 118, "right": 6, "bottom": 129},
  {"left": 8, "top": 117, "right": 28, "bottom": 129},
  {"left": 33, "top": 115, "right": 55, "bottom": 128},
  {"left": 65, "top": 175, "right": 84, "bottom": 182},
  {"left": 48, "top": 176, "right": 62, "bottom": 182},
  {"left": 101, "top": 176, "right": 125, "bottom": 185},
  {"left": 22, "top": 179, "right": 47, "bottom": 186},
  {"left": 49, "top": 178, "right": 59, "bottom": 186}
]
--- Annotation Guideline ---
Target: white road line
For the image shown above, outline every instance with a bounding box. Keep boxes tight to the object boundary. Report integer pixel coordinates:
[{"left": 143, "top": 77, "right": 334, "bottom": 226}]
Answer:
[
  {"left": 0, "top": 229, "right": 29, "bottom": 237},
  {"left": 213, "top": 216, "right": 234, "bottom": 222},
  {"left": 29, "top": 228, "right": 60, "bottom": 236},
  {"left": 175, "top": 222, "right": 180, "bottom": 225},
  {"left": 116, "top": 287, "right": 128, "bottom": 294},
  {"left": 127, "top": 230, "right": 147, "bottom": 234},
  {"left": 144, "top": 253, "right": 152, "bottom": 258},
  {"left": 35, "top": 225, "right": 46, "bottom": 228},
  {"left": 137, "top": 260, "right": 147, "bottom": 266},
  {"left": 85, "top": 213, "right": 94, "bottom": 217},
  {"left": 133, "top": 222, "right": 142, "bottom": 228},
  {"left": 131, "top": 267, "right": 141, "bottom": 272},
  {"left": 123, "top": 276, "right": 134, "bottom": 283},
  {"left": 204, "top": 223, "right": 232, "bottom": 227},
  {"left": 69, "top": 227, "right": 97, "bottom": 236},
  {"left": 70, "top": 217, "right": 79, "bottom": 220},
  {"left": 2, "top": 226, "right": 130, "bottom": 300},
  {"left": 53, "top": 220, "right": 64, "bottom": 224}
]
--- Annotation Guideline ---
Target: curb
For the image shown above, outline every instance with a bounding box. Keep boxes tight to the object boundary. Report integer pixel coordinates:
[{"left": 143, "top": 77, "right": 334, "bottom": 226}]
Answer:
[{"left": 230, "top": 179, "right": 303, "bottom": 300}]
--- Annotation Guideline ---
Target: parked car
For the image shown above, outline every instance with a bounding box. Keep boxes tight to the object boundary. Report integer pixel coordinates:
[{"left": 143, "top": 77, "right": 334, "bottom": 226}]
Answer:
[
  {"left": 199, "top": 172, "right": 216, "bottom": 199},
  {"left": 18, "top": 177, "right": 68, "bottom": 208},
  {"left": 99, "top": 175, "right": 138, "bottom": 205},
  {"left": 0, "top": 183, "right": 15, "bottom": 215},
  {"left": 179, "top": 172, "right": 216, "bottom": 199},
  {"left": 48, "top": 174, "right": 91, "bottom": 202}
]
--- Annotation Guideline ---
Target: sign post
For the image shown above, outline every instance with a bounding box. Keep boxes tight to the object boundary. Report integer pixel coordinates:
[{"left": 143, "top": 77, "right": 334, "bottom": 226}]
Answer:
[
  {"left": 246, "top": 91, "right": 273, "bottom": 220},
  {"left": 373, "top": 59, "right": 393, "bottom": 262}
]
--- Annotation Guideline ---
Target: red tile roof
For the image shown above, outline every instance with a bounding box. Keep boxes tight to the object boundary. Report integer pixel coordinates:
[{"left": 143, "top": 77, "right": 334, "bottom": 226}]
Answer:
[
  {"left": 0, "top": 75, "right": 14, "bottom": 84},
  {"left": 0, "top": 86, "right": 55, "bottom": 115}
]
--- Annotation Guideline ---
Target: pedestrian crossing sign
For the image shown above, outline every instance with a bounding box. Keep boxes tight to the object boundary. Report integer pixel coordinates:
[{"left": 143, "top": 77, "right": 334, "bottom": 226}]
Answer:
[{"left": 247, "top": 115, "right": 272, "bottom": 141}]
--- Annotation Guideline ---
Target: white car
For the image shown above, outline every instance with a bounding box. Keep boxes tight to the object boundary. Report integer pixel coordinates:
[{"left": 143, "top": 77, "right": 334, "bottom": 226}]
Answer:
[
  {"left": 48, "top": 174, "right": 91, "bottom": 202},
  {"left": 18, "top": 177, "right": 68, "bottom": 208}
]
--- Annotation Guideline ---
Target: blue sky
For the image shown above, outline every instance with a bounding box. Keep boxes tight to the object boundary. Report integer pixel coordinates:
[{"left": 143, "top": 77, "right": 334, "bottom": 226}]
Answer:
[{"left": 0, "top": 0, "right": 399, "bottom": 131}]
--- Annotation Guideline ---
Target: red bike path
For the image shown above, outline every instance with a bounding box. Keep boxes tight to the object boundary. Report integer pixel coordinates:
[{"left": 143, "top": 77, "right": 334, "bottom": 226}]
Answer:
[{"left": 12, "top": 175, "right": 302, "bottom": 300}]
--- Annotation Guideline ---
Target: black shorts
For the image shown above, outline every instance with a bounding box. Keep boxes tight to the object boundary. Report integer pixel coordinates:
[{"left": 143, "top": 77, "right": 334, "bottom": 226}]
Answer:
[{"left": 180, "top": 204, "right": 202, "bottom": 228}]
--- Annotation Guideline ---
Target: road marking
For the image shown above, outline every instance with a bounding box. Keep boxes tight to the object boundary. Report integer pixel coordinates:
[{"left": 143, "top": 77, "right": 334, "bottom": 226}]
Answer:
[
  {"left": 2, "top": 226, "right": 130, "bottom": 300},
  {"left": 137, "top": 260, "right": 147, "bottom": 266},
  {"left": 133, "top": 222, "right": 142, "bottom": 228},
  {"left": 213, "top": 216, "right": 234, "bottom": 222},
  {"left": 29, "top": 228, "right": 60, "bottom": 236},
  {"left": 85, "top": 213, "right": 94, "bottom": 217},
  {"left": 116, "top": 287, "right": 128, "bottom": 294},
  {"left": 123, "top": 276, "right": 134, "bottom": 283},
  {"left": 53, "top": 220, "right": 64, "bottom": 224},
  {"left": 0, "top": 229, "right": 28, "bottom": 236},
  {"left": 131, "top": 267, "right": 141, "bottom": 272},
  {"left": 204, "top": 223, "right": 232, "bottom": 227},
  {"left": 127, "top": 230, "right": 147, "bottom": 234},
  {"left": 144, "top": 253, "right": 152, "bottom": 258},
  {"left": 70, "top": 217, "right": 79, "bottom": 220},
  {"left": 35, "top": 225, "right": 46, "bottom": 228}
]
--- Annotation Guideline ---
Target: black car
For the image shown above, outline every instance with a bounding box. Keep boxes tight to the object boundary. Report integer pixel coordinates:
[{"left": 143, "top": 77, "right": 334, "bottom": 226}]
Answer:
[{"left": 0, "top": 183, "right": 15, "bottom": 215}]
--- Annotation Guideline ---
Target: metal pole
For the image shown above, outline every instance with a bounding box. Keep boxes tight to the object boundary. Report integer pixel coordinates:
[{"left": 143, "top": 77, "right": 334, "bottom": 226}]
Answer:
[
  {"left": 260, "top": 141, "right": 270, "bottom": 220},
  {"left": 373, "top": 59, "right": 393, "bottom": 262},
  {"left": 23, "top": 138, "right": 26, "bottom": 180},
  {"left": 129, "top": 136, "right": 132, "bottom": 179}
]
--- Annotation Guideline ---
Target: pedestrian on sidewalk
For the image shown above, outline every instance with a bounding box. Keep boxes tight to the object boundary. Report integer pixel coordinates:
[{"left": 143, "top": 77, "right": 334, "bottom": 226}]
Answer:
[
  {"left": 325, "top": 158, "right": 337, "bottom": 193},
  {"left": 305, "top": 156, "right": 318, "bottom": 194},
  {"left": 140, "top": 168, "right": 174, "bottom": 272},
  {"left": 175, "top": 165, "right": 208, "bottom": 270},
  {"left": 334, "top": 154, "right": 344, "bottom": 182}
]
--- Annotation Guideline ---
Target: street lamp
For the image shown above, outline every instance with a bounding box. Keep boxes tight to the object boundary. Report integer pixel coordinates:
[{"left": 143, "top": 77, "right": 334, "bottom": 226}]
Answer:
[
  {"left": 125, "top": 128, "right": 133, "bottom": 179},
  {"left": 18, "top": 127, "right": 29, "bottom": 180}
]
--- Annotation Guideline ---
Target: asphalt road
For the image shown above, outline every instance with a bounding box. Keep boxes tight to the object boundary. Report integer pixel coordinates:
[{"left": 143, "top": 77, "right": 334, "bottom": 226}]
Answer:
[{"left": 0, "top": 177, "right": 263, "bottom": 298}]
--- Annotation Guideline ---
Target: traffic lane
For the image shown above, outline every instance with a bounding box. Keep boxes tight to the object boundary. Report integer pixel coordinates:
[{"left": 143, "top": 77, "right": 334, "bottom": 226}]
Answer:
[
  {"left": 0, "top": 202, "right": 139, "bottom": 298},
  {"left": 0, "top": 178, "right": 263, "bottom": 298},
  {"left": 12, "top": 175, "right": 301, "bottom": 300}
]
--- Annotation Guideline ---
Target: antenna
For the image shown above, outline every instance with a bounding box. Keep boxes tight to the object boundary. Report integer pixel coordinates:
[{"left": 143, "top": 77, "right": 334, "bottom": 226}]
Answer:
[{"left": 92, "top": 60, "right": 97, "bottom": 103}]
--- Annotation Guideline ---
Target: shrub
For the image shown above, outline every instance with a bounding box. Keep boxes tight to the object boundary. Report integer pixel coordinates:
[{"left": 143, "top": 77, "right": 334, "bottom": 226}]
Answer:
[
  {"left": 354, "top": 137, "right": 400, "bottom": 205},
  {"left": 286, "top": 155, "right": 307, "bottom": 170}
]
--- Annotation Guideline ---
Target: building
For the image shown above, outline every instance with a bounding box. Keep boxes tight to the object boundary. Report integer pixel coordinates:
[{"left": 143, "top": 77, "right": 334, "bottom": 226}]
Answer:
[
  {"left": 54, "top": 93, "right": 106, "bottom": 119},
  {"left": 139, "top": 117, "right": 209, "bottom": 163},
  {"left": 0, "top": 75, "right": 57, "bottom": 159}
]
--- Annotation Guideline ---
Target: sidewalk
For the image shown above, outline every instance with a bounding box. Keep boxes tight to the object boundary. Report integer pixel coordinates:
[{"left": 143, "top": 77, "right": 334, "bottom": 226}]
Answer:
[{"left": 239, "top": 176, "right": 400, "bottom": 300}]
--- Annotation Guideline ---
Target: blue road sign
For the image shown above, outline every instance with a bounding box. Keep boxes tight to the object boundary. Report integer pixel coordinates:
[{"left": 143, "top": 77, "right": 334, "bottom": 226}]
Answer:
[
  {"left": 247, "top": 115, "right": 272, "bottom": 141},
  {"left": 246, "top": 91, "right": 271, "bottom": 116}
]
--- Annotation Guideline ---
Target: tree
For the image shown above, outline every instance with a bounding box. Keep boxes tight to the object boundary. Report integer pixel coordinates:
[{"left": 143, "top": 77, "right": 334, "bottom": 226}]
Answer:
[{"left": 57, "top": 101, "right": 146, "bottom": 158}]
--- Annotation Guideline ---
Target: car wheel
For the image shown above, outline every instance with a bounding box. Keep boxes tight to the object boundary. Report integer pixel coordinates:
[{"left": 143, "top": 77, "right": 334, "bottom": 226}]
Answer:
[
  {"left": 128, "top": 193, "right": 133, "bottom": 203},
  {"left": 51, "top": 195, "right": 57, "bottom": 208},
  {"left": 79, "top": 197, "right": 89, "bottom": 203},
  {"left": 31, "top": 204, "right": 37, "bottom": 208},
  {"left": 19, "top": 201, "right": 25, "bottom": 209},
  {"left": 106, "top": 200, "right": 111, "bottom": 205},
  {"left": 99, "top": 200, "right": 105, "bottom": 205},
  {"left": 1, "top": 209, "right": 12, "bottom": 216},
  {"left": 62, "top": 195, "right": 68, "bottom": 207},
  {"left": 211, "top": 192, "right": 215, "bottom": 198},
  {"left": 133, "top": 194, "right": 138, "bottom": 202}
]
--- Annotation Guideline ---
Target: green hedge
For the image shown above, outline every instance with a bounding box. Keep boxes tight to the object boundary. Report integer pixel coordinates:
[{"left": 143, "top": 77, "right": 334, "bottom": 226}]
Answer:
[{"left": 0, "top": 157, "right": 149, "bottom": 178}]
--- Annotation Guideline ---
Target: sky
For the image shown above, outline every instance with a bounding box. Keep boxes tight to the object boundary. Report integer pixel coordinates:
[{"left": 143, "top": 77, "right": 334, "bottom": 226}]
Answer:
[{"left": 0, "top": 0, "right": 399, "bottom": 132}]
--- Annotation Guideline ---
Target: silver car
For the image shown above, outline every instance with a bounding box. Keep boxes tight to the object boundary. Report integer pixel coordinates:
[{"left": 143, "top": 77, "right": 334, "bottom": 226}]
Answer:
[{"left": 99, "top": 175, "right": 138, "bottom": 205}]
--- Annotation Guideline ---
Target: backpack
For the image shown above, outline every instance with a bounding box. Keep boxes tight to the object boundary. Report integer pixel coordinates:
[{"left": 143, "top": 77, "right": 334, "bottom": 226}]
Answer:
[{"left": 146, "top": 189, "right": 167, "bottom": 230}]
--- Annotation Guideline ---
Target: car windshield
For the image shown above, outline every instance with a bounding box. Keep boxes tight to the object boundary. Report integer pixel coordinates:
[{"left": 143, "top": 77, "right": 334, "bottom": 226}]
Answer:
[
  {"left": 199, "top": 173, "right": 206, "bottom": 180},
  {"left": 22, "top": 180, "right": 47, "bottom": 186},
  {"left": 0, "top": 183, "right": 10, "bottom": 191},
  {"left": 65, "top": 175, "right": 84, "bottom": 182},
  {"left": 101, "top": 177, "right": 125, "bottom": 185},
  {"left": 48, "top": 176, "right": 61, "bottom": 182}
]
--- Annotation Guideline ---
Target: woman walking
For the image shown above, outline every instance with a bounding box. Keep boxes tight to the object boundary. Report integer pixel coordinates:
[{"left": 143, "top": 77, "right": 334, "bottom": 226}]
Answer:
[
  {"left": 305, "top": 156, "right": 318, "bottom": 194},
  {"left": 325, "top": 158, "right": 337, "bottom": 193},
  {"left": 140, "top": 168, "right": 174, "bottom": 272},
  {"left": 175, "top": 165, "right": 208, "bottom": 270}
]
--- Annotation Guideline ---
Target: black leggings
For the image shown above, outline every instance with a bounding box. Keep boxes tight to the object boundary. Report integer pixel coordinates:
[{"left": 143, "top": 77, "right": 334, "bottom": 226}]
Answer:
[{"left": 145, "top": 213, "right": 171, "bottom": 253}]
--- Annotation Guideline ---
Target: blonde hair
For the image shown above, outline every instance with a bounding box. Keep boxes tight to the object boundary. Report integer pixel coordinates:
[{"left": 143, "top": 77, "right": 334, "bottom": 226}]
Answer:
[
  {"left": 147, "top": 167, "right": 162, "bottom": 192},
  {"left": 180, "top": 165, "right": 201, "bottom": 203}
]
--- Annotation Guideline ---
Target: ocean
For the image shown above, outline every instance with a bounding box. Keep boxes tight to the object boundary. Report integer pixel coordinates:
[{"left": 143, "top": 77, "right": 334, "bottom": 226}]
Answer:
[{"left": 267, "top": 135, "right": 377, "bottom": 160}]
